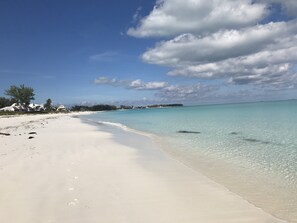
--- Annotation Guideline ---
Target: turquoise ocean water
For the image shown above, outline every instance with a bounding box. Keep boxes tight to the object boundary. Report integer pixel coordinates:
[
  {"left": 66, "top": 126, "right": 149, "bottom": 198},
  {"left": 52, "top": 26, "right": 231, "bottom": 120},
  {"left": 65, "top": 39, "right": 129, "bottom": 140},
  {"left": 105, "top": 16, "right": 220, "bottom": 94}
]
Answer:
[{"left": 85, "top": 100, "right": 297, "bottom": 222}]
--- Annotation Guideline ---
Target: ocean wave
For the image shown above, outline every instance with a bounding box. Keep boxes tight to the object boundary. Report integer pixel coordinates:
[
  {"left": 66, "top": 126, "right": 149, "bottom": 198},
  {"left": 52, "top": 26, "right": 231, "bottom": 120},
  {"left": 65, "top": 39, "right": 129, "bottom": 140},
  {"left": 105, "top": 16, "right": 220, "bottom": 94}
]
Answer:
[{"left": 96, "top": 120, "right": 129, "bottom": 130}]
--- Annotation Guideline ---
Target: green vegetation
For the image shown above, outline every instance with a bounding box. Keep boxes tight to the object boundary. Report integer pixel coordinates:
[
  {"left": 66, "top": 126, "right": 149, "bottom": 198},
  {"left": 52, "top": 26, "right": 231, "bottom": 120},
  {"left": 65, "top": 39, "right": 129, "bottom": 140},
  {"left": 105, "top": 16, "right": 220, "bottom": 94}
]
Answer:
[
  {"left": 44, "top": 98, "right": 52, "bottom": 111},
  {"left": 0, "top": 85, "right": 48, "bottom": 116},
  {"left": 5, "top": 84, "right": 35, "bottom": 106},
  {"left": 0, "top": 97, "right": 16, "bottom": 108},
  {"left": 1, "top": 84, "right": 183, "bottom": 116},
  {"left": 70, "top": 103, "right": 183, "bottom": 111},
  {"left": 71, "top": 104, "right": 117, "bottom": 111}
]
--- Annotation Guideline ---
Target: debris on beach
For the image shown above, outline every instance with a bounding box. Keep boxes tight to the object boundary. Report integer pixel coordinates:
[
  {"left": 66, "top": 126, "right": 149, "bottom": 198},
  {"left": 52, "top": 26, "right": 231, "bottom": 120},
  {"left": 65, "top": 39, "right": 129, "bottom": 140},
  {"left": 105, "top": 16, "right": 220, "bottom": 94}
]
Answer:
[
  {"left": 28, "top": 136, "right": 35, "bottom": 139},
  {"left": 0, "top": 132, "right": 10, "bottom": 136},
  {"left": 28, "top": 132, "right": 37, "bottom": 135}
]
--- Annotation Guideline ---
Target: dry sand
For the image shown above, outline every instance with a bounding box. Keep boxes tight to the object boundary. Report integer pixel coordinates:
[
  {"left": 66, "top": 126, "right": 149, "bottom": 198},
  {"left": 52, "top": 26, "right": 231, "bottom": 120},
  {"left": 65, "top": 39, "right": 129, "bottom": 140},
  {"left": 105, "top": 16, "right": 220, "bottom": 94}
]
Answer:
[{"left": 0, "top": 114, "right": 286, "bottom": 223}]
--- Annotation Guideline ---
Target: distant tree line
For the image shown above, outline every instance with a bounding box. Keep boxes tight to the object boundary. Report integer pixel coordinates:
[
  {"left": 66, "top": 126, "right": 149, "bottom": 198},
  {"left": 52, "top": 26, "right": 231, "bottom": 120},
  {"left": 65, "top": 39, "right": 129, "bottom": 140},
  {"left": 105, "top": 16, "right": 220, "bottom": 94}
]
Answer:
[
  {"left": 147, "top": 104, "right": 183, "bottom": 108},
  {"left": 71, "top": 104, "right": 117, "bottom": 111},
  {"left": 71, "top": 103, "right": 183, "bottom": 111}
]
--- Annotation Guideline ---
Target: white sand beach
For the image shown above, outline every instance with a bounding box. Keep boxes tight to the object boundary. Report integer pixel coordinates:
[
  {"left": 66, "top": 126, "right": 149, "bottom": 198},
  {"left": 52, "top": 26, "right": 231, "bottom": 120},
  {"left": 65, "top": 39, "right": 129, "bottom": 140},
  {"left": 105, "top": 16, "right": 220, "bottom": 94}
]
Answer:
[{"left": 0, "top": 114, "right": 286, "bottom": 223}]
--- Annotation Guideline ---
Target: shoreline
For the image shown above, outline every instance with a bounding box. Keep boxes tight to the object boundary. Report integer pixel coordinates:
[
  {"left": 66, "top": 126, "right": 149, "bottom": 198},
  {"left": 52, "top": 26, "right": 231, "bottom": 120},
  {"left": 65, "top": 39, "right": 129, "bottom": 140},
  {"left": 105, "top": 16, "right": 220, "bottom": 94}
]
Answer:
[
  {"left": 0, "top": 114, "right": 286, "bottom": 222},
  {"left": 82, "top": 112, "right": 297, "bottom": 223},
  {"left": 156, "top": 137, "right": 297, "bottom": 223}
]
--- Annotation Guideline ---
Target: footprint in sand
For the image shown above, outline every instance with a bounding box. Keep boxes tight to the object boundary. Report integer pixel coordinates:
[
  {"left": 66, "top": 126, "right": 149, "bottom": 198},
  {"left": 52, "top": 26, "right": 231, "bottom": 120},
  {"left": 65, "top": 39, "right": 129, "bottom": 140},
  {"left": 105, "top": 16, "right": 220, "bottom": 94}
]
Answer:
[
  {"left": 68, "top": 198, "right": 79, "bottom": 206},
  {"left": 68, "top": 187, "right": 75, "bottom": 191}
]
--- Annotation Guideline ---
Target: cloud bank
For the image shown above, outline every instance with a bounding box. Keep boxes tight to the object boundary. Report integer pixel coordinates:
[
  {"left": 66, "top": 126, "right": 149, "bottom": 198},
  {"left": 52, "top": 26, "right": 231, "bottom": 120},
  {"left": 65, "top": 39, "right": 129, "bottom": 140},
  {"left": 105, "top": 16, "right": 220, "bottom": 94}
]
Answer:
[
  {"left": 94, "top": 77, "right": 218, "bottom": 101},
  {"left": 128, "top": 0, "right": 297, "bottom": 91}
]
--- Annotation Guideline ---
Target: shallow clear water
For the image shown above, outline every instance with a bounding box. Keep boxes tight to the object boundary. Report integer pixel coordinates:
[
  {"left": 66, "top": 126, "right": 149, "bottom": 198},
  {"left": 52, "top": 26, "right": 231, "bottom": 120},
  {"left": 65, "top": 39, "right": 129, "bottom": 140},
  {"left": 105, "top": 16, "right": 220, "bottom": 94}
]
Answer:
[{"left": 85, "top": 100, "right": 297, "bottom": 222}]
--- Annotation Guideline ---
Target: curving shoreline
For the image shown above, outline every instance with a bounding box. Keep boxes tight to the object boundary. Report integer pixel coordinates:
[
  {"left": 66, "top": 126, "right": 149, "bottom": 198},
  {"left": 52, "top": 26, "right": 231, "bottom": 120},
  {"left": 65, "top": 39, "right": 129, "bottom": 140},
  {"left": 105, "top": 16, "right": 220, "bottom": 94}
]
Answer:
[{"left": 0, "top": 114, "right": 286, "bottom": 223}]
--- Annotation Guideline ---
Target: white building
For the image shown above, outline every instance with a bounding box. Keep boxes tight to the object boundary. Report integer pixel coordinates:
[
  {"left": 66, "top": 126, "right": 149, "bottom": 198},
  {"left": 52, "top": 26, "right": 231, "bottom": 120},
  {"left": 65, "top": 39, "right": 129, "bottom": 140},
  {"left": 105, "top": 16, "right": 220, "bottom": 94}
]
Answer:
[{"left": 56, "top": 105, "right": 67, "bottom": 112}]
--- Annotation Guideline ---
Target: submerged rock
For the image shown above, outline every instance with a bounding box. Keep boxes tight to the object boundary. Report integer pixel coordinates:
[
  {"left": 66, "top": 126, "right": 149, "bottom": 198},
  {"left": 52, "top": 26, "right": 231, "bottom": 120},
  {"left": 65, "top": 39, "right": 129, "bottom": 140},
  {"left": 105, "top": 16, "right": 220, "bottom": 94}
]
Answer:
[
  {"left": 177, "top": 130, "right": 201, "bottom": 134},
  {"left": 243, "top": 138, "right": 260, "bottom": 143},
  {"left": 242, "top": 137, "right": 270, "bottom": 144}
]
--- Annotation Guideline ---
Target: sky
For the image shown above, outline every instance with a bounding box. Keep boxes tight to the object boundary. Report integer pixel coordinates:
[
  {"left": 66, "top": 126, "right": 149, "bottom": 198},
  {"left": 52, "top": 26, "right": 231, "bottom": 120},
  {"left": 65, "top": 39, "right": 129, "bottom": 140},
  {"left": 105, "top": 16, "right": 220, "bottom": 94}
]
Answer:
[{"left": 1, "top": 0, "right": 297, "bottom": 106}]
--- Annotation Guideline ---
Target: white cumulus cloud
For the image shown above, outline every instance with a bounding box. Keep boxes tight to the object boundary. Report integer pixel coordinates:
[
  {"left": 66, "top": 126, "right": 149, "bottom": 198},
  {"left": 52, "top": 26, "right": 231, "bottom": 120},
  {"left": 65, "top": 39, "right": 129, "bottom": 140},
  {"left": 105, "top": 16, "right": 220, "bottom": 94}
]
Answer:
[
  {"left": 129, "top": 79, "right": 168, "bottom": 90},
  {"left": 168, "top": 49, "right": 297, "bottom": 89},
  {"left": 142, "top": 21, "right": 297, "bottom": 66},
  {"left": 94, "top": 77, "right": 126, "bottom": 86},
  {"left": 128, "top": 0, "right": 267, "bottom": 37},
  {"left": 94, "top": 77, "right": 168, "bottom": 90}
]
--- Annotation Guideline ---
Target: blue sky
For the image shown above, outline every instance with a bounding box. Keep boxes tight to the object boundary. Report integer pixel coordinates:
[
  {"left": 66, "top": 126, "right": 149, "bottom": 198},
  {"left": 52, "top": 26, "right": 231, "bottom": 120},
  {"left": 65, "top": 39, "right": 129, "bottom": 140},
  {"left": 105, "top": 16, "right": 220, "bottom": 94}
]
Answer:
[{"left": 1, "top": 0, "right": 297, "bottom": 106}]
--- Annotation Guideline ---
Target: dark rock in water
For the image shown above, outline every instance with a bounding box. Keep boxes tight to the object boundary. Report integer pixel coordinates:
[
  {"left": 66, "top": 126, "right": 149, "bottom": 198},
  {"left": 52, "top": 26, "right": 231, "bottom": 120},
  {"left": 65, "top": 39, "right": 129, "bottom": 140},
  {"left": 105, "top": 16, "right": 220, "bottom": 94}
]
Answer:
[
  {"left": 28, "top": 136, "right": 35, "bottom": 139},
  {"left": 0, "top": 132, "right": 10, "bottom": 136},
  {"left": 177, "top": 130, "right": 201, "bottom": 134},
  {"left": 243, "top": 137, "right": 270, "bottom": 145},
  {"left": 243, "top": 138, "right": 261, "bottom": 143},
  {"left": 229, "top": 132, "right": 238, "bottom": 135},
  {"left": 28, "top": 132, "right": 37, "bottom": 135}
]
